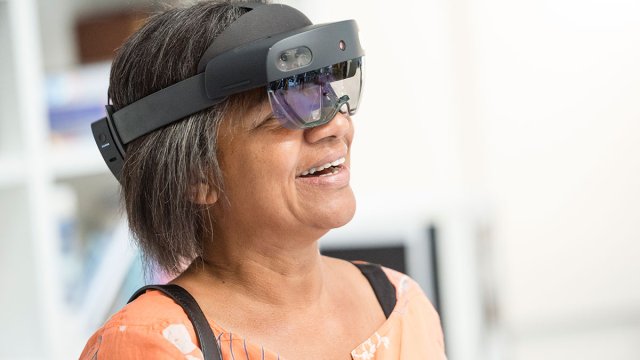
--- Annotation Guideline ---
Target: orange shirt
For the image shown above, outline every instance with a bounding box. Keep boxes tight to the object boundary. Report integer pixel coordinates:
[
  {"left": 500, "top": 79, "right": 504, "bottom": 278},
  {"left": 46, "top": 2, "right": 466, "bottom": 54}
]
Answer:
[{"left": 80, "top": 267, "right": 446, "bottom": 359}]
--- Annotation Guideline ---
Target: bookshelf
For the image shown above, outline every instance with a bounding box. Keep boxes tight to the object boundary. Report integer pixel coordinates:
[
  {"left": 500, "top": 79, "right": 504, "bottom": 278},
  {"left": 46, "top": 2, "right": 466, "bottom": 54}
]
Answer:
[{"left": 0, "top": 0, "right": 140, "bottom": 358}]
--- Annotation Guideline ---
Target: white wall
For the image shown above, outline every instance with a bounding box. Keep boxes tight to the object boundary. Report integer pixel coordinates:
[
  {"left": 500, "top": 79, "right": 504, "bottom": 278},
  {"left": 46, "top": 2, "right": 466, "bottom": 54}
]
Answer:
[{"left": 460, "top": 0, "right": 640, "bottom": 358}]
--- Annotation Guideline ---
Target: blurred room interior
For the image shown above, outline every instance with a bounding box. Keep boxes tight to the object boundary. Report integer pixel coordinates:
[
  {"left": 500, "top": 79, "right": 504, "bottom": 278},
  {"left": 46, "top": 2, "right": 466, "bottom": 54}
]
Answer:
[{"left": 1, "top": 0, "right": 639, "bottom": 359}]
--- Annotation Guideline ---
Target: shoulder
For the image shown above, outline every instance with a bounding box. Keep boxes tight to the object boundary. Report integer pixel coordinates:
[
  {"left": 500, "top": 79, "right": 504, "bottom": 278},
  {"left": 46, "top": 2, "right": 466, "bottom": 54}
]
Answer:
[
  {"left": 329, "top": 258, "right": 443, "bottom": 325},
  {"left": 79, "top": 290, "right": 204, "bottom": 360},
  {"left": 381, "top": 266, "right": 446, "bottom": 350},
  {"left": 380, "top": 266, "right": 425, "bottom": 301},
  {"left": 380, "top": 266, "right": 440, "bottom": 317}
]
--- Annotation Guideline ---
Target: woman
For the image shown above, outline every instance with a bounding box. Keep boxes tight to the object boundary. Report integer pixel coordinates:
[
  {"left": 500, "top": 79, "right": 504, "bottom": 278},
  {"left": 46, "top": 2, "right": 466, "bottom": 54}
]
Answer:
[{"left": 81, "top": 1, "right": 445, "bottom": 359}]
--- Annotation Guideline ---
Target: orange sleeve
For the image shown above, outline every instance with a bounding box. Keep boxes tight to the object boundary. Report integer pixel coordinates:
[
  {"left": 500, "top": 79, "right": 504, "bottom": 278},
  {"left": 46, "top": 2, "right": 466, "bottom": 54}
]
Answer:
[
  {"left": 79, "top": 322, "right": 205, "bottom": 360},
  {"left": 79, "top": 290, "right": 206, "bottom": 360}
]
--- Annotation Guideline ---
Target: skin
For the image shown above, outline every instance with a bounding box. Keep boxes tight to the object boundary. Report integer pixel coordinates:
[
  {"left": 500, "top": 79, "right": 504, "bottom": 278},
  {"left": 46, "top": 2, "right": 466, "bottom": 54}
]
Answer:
[{"left": 173, "top": 100, "right": 386, "bottom": 359}]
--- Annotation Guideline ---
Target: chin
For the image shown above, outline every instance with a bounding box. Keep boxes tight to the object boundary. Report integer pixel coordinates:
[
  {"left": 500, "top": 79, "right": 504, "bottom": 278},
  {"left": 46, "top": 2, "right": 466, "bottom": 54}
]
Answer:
[{"left": 312, "top": 189, "right": 356, "bottom": 230}]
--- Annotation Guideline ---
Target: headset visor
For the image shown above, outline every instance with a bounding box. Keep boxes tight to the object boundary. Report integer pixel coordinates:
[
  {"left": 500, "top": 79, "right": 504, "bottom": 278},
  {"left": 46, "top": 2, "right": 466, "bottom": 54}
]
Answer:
[{"left": 268, "top": 57, "right": 363, "bottom": 129}]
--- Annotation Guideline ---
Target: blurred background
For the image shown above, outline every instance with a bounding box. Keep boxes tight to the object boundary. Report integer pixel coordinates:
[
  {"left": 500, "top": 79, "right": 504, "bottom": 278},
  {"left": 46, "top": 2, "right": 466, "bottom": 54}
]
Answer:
[{"left": 1, "top": 0, "right": 639, "bottom": 359}]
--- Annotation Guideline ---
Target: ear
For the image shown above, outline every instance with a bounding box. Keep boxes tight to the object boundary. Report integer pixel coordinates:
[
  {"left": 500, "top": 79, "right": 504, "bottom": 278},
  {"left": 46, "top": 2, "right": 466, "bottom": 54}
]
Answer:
[{"left": 189, "top": 182, "right": 219, "bottom": 205}]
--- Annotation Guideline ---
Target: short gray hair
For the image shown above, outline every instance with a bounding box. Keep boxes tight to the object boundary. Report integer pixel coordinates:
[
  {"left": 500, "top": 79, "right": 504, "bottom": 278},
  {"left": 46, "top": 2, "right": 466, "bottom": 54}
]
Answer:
[{"left": 108, "top": 0, "right": 266, "bottom": 276}]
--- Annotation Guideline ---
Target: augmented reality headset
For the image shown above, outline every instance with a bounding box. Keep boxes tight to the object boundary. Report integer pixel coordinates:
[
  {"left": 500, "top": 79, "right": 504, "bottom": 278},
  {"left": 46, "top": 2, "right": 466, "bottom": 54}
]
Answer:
[{"left": 91, "top": 3, "right": 365, "bottom": 181}]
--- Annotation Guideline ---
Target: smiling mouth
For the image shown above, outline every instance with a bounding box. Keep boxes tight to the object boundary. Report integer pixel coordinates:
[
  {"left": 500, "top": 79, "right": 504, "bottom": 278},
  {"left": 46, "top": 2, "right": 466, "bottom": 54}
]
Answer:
[{"left": 299, "top": 157, "right": 346, "bottom": 178}]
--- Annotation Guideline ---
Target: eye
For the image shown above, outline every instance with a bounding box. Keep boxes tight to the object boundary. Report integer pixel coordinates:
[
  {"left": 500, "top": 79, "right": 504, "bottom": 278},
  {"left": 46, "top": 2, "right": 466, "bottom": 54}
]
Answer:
[{"left": 253, "top": 115, "right": 281, "bottom": 130}]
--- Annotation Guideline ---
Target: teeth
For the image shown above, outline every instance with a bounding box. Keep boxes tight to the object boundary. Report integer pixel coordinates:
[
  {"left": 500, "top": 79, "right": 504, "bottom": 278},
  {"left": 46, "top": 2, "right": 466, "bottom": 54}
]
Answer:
[
  {"left": 331, "top": 158, "right": 346, "bottom": 166},
  {"left": 300, "top": 157, "right": 346, "bottom": 176},
  {"left": 316, "top": 157, "right": 345, "bottom": 172}
]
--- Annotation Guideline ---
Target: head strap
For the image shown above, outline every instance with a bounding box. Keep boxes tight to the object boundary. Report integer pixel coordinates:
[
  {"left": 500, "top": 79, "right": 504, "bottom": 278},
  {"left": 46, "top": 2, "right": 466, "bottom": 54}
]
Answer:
[{"left": 197, "top": 3, "right": 312, "bottom": 72}]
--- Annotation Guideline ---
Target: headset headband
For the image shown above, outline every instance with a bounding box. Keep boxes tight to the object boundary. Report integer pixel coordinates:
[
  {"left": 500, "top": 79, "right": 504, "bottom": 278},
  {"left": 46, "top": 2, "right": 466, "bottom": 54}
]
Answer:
[{"left": 91, "top": 3, "right": 363, "bottom": 181}]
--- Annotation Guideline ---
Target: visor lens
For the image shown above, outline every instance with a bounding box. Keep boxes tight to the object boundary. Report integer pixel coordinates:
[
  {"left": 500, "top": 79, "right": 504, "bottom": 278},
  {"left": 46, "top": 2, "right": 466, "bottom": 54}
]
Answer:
[{"left": 268, "top": 57, "right": 363, "bottom": 129}]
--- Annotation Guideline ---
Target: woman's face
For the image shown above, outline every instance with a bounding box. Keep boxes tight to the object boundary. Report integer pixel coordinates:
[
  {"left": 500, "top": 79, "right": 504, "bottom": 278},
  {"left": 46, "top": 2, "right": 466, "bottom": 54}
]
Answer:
[{"left": 212, "top": 99, "right": 356, "bottom": 239}]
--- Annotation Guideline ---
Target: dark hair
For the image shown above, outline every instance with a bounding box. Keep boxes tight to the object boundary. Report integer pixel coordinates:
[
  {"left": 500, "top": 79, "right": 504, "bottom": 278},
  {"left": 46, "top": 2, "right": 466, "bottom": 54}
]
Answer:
[{"left": 109, "top": 0, "right": 266, "bottom": 277}]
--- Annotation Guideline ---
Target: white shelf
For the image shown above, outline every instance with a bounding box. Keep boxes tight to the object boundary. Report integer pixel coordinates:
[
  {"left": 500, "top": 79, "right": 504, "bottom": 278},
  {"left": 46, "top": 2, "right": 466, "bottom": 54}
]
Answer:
[
  {"left": 0, "top": 1, "right": 22, "bottom": 154},
  {"left": 60, "top": 221, "right": 137, "bottom": 358},
  {"left": 2, "top": 0, "right": 152, "bottom": 356},
  {"left": 0, "top": 153, "right": 26, "bottom": 187},
  {"left": 81, "top": 222, "right": 136, "bottom": 322},
  {"left": 1, "top": 0, "right": 61, "bottom": 358},
  {"left": 49, "top": 139, "right": 109, "bottom": 179}
]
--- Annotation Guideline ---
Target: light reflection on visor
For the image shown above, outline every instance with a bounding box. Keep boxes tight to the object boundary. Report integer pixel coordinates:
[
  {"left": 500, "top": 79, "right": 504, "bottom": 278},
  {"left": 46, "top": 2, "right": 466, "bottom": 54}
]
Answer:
[{"left": 267, "top": 57, "right": 363, "bottom": 129}]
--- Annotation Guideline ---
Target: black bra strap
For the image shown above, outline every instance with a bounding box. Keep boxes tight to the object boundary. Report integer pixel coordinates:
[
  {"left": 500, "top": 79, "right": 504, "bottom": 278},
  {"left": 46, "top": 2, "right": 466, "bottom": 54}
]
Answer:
[
  {"left": 352, "top": 262, "right": 397, "bottom": 319},
  {"left": 127, "top": 263, "right": 396, "bottom": 360},
  {"left": 128, "top": 284, "right": 222, "bottom": 360}
]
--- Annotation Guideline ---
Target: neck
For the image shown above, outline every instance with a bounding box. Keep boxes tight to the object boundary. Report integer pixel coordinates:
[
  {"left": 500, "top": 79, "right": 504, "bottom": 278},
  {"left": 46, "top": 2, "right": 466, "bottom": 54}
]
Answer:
[{"left": 189, "top": 227, "right": 330, "bottom": 309}]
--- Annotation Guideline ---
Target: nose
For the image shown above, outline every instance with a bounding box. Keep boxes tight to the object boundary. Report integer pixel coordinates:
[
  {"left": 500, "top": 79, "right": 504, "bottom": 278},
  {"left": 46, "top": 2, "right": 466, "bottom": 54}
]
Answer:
[{"left": 303, "top": 112, "right": 352, "bottom": 144}]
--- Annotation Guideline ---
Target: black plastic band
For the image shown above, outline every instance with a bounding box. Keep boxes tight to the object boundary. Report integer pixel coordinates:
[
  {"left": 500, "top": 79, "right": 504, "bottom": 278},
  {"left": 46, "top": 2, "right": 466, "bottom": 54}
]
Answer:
[
  {"left": 352, "top": 263, "right": 397, "bottom": 319},
  {"left": 112, "top": 73, "right": 224, "bottom": 144},
  {"left": 128, "top": 285, "right": 222, "bottom": 360},
  {"left": 91, "top": 107, "right": 125, "bottom": 181}
]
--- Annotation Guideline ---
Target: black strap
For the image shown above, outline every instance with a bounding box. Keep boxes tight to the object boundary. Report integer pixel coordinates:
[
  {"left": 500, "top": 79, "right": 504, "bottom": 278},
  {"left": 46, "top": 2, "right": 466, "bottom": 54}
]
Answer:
[
  {"left": 127, "top": 263, "right": 396, "bottom": 360},
  {"left": 112, "top": 74, "right": 224, "bottom": 144},
  {"left": 352, "top": 262, "right": 398, "bottom": 319},
  {"left": 128, "top": 285, "right": 222, "bottom": 360}
]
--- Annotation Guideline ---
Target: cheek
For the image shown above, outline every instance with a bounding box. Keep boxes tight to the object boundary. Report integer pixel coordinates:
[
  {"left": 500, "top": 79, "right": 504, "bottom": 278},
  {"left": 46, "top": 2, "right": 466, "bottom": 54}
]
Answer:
[{"left": 223, "top": 139, "right": 300, "bottom": 203}]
